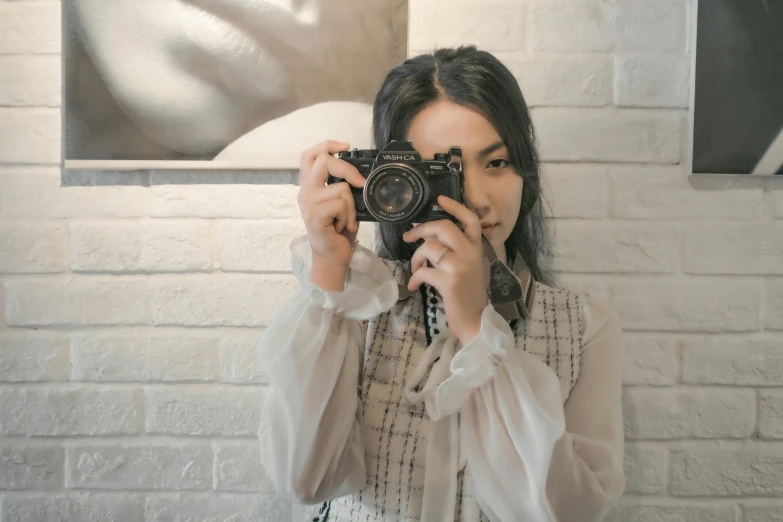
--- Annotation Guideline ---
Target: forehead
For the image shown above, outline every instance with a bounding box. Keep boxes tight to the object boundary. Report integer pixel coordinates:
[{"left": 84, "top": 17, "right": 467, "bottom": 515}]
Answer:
[{"left": 405, "top": 100, "right": 503, "bottom": 155}]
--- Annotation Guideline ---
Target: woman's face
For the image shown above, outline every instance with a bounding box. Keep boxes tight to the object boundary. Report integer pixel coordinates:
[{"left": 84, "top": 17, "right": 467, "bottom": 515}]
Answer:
[{"left": 406, "top": 101, "right": 525, "bottom": 263}]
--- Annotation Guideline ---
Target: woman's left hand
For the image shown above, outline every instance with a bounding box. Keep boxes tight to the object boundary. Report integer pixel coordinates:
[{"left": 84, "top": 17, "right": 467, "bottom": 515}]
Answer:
[{"left": 403, "top": 195, "right": 488, "bottom": 346}]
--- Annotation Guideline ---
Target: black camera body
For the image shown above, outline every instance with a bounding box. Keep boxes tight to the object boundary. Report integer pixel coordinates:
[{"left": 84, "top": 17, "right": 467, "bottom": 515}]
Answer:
[{"left": 327, "top": 140, "right": 463, "bottom": 224}]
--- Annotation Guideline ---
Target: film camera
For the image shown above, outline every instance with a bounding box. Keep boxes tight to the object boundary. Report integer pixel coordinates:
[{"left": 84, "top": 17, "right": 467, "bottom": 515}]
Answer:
[{"left": 327, "top": 140, "right": 463, "bottom": 224}]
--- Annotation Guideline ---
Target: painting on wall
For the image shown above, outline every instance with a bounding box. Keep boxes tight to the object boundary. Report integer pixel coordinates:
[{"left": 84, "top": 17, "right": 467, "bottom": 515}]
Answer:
[
  {"left": 63, "top": 0, "right": 409, "bottom": 171},
  {"left": 690, "top": 0, "right": 783, "bottom": 175}
]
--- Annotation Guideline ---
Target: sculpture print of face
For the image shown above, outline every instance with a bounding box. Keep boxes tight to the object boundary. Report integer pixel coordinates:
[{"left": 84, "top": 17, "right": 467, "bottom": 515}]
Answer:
[{"left": 68, "top": 0, "right": 406, "bottom": 158}]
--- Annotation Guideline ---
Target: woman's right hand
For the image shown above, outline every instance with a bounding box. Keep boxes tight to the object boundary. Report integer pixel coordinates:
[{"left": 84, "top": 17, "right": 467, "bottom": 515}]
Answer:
[{"left": 297, "top": 140, "right": 366, "bottom": 290}]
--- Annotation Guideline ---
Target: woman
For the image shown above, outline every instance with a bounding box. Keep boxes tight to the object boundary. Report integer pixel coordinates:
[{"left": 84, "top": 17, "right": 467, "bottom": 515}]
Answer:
[{"left": 257, "top": 46, "right": 625, "bottom": 522}]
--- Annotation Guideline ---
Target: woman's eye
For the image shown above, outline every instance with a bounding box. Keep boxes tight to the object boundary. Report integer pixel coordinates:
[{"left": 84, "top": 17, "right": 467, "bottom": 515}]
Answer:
[{"left": 487, "top": 158, "right": 510, "bottom": 169}]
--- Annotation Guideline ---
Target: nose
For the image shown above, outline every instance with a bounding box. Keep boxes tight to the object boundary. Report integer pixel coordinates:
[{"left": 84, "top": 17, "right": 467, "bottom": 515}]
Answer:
[{"left": 462, "top": 168, "right": 490, "bottom": 217}]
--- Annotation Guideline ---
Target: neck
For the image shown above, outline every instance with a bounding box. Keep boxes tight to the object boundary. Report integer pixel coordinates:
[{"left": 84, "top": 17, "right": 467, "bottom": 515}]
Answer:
[{"left": 495, "top": 242, "right": 507, "bottom": 265}]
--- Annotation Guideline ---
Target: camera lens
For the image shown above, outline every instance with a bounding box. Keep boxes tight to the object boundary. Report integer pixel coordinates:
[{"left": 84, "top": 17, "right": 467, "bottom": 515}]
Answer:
[
  {"left": 363, "top": 164, "right": 428, "bottom": 223},
  {"left": 374, "top": 175, "right": 414, "bottom": 213}
]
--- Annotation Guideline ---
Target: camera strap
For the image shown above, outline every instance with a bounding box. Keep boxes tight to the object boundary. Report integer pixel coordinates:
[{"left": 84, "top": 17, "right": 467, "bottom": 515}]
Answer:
[
  {"left": 481, "top": 234, "right": 535, "bottom": 322},
  {"left": 463, "top": 194, "right": 535, "bottom": 322}
]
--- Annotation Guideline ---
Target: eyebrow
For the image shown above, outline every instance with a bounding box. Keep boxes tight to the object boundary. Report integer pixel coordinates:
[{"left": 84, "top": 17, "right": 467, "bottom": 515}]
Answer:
[{"left": 477, "top": 140, "right": 506, "bottom": 159}]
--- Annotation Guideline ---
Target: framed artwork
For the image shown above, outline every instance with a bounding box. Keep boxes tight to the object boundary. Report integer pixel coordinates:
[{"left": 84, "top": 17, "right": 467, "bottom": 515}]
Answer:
[
  {"left": 63, "top": 0, "right": 409, "bottom": 171},
  {"left": 689, "top": 0, "right": 783, "bottom": 175}
]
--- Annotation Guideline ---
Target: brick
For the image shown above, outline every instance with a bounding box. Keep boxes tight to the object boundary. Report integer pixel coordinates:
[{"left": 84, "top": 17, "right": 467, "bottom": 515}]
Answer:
[
  {"left": 72, "top": 335, "right": 219, "bottom": 382},
  {"left": 616, "top": 54, "right": 690, "bottom": 108},
  {"left": 0, "top": 168, "right": 146, "bottom": 218},
  {"left": 0, "top": 108, "right": 60, "bottom": 164},
  {"left": 773, "top": 190, "right": 783, "bottom": 219},
  {"left": 541, "top": 164, "right": 606, "bottom": 219},
  {"left": 551, "top": 222, "right": 678, "bottom": 274},
  {"left": 744, "top": 503, "right": 783, "bottom": 522},
  {"left": 611, "top": 280, "right": 760, "bottom": 332},
  {"left": 0, "top": 493, "right": 144, "bottom": 522},
  {"left": 501, "top": 56, "right": 611, "bottom": 107},
  {"left": 145, "top": 385, "right": 264, "bottom": 436},
  {"left": 0, "top": 55, "right": 61, "bottom": 107},
  {"left": 604, "top": 502, "right": 737, "bottom": 522},
  {"left": 0, "top": 221, "right": 67, "bottom": 273},
  {"left": 623, "top": 443, "right": 667, "bottom": 494},
  {"left": 670, "top": 441, "right": 783, "bottom": 496},
  {"left": 611, "top": 166, "right": 764, "bottom": 220},
  {"left": 409, "top": 2, "right": 524, "bottom": 51},
  {"left": 534, "top": 108, "right": 680, "bottom": 163},
  {"left": 67, "top": 443, "right": 212, "bottom": 490},
  {"left": 218, "top": 219, "right": 305, "bottom": 272},
  {"left": 218, "top": 335, "right": 268, "bottom": 384},
  {"left": 623, "top": 335, "right": 678, "bottom": 386},
  {"left": 70, "top": 221, "right": 215, "bottom": 273},
  {"left": 531, "top": 1, "right": 685, "bottom": 53},
  {"left": 682, "top": 337, "right": 783, "bottom": 386},
  {"left": 5, "top": 277, "right": 151, "bottom": 326},
  {"left": 767, "top": 280, "right": 783, "bottom": 331},
  {"left": 760, "top": 390, "right": 783, "bottom": 439},
  {"left": 552, "top": 275, "right": 611, "bottom": 304},
  {"left": 150, "top": 183, "right": 299, "bottom": 219},
  {"left": 0, "top": 444, "right": 63, "bottom": 489},
  {"left": 0, "top": 282, "right": 5, "bottom": 329},
  {"left": 151, "top": 275, "right": 297, "bottom": 327},
  {"left": 0, "top": 386, "right": 140, "bottom": 436},
  {"left": 145, "top": 493, "right": 292, "bottom": 522},
  {"left": 0, "top": 2, "right": 60, "bottom": 54},
  {"left": 213, "top": 441, "right": 275, "bottom": 493},
  {"left": 623, "top": 388, "right": 756, "bottom": 440},
  {"left": 0, "top": 333, "right": 69, "bottom": 382},
  {"left": 683, "top": 224, "right": 783, "bottom": 275}
]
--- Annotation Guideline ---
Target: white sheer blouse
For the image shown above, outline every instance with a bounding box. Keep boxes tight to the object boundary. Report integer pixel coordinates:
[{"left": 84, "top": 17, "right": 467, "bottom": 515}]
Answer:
[{"left": 257, "top": 236, "right": 625, "bottom": 522}]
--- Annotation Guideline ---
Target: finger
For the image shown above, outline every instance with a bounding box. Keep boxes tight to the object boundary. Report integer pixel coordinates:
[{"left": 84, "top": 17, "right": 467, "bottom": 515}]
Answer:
[
  {"left": 342, "top": 182, "right": 358, "bottom": 232},
  {"left": 305, "top": 153, "right": 366, "bottom": 191},
  {"left": 313, "top": 198, "right": 349, "bottom": 232},
  {"left": 326, "top": 154, "right": 367, "bottom": 189},
  {"left": 311, "top": 181, "right": 358, "bottom": 233},
  {"left": 339, "top": 223, "right": 359, "bottom": 246},
  {"left": 402, "top": 219, "right": 469, "bottom": 253},
  {"left": 300, "top": 140, "right": 350, "bottom": 174},
  {"left": 410, "top": 239, "right": 450, "bottom": 274},
  {"left": 300, "top": 182, "right": 358, "bottom": 235},
  {"left": 303, "top": 153, "right": 334, "bottom": 190},
  {"left": 437, "top": 195, "right": 482, "bottom": 246},
  {"left": 310, "top": 180, "right": 354, "bottom": 204},
  {"left": 408, "top": 266, "right": 447, "bottom": 292}
]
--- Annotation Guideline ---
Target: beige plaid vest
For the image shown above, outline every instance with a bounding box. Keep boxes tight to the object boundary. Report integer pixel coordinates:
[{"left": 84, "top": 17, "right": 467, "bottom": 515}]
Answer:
[{"left": 310, "top": 260, "right": 585, "bottom": 522}]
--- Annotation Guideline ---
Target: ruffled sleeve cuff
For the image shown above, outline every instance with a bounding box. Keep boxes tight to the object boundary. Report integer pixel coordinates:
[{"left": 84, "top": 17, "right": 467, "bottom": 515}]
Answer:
[
  {"left": 415, "top": 305, "right": 509, "bottom": 420},
  {"left": 450, "top": 304, "right": 511, "bottom": 379},
  {"left": 290, "top": 234, "right": 399, "bottom": 320}
]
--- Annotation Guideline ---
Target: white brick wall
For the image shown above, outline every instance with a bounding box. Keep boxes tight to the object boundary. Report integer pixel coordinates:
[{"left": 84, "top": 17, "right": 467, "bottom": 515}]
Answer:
[{"left": 1, "top": 0, "right": 782, "bottom": 520}]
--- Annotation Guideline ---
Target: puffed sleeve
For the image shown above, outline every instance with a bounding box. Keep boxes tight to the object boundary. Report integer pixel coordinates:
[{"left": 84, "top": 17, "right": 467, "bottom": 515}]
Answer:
[
  {"left": 462, "top": 297, "right": 624, "bottom": 522},
  {"left": 407, "top": 295, "right": 625, "bottom": 522},
  {"left": 544, "top": 297, "right": 626, "bottom": 521},
  {"left": 256, "top": 235, "right": 398, "bottom": 505}
]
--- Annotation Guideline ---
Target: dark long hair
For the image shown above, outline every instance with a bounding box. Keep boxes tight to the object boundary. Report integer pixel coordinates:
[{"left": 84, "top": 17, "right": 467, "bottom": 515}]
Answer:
[{"left": 372, "top": 45, "right": 554, "bottom": 286}]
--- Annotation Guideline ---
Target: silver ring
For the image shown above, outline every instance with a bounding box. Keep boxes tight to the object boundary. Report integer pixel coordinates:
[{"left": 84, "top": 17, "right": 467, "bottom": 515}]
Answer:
[{"left": 434, "top": 246, "right": 449, "bottom": 265}]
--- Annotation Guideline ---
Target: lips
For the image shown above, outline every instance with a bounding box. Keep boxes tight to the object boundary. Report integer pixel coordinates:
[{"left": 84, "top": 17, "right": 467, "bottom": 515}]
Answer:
[{"left": 481, "top": 223, "right": 497, "bottom": 232}]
